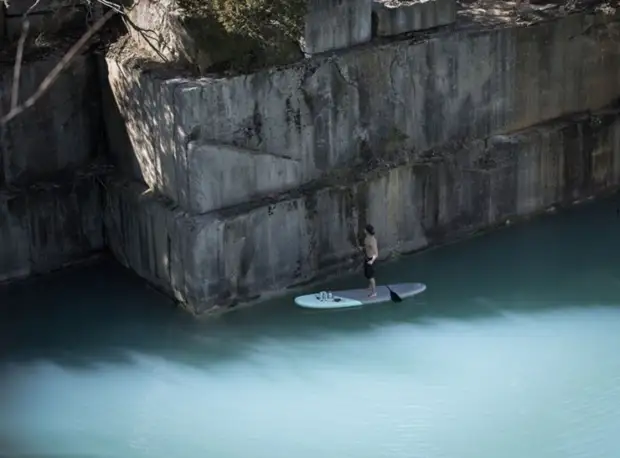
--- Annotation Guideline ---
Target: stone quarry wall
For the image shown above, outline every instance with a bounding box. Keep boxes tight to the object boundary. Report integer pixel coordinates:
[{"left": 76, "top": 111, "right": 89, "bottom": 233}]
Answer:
[
  {"left": 0, "top": 0, "right": 89, "bottom": 42},
  {"left": 99, "top": 3, "right": 620, "bottom": 315},
  {"left": 0, "top": 177, "right": 104, "bottom": 282},
  {"left": 104, "top": 105, "right": 620, "bottom": 314},
  {"left": 104, "top": 11, "right": 620, "bottom": 215},
  {"left": 0, "top": 53, "right": 106, "bottom": 283},
  {"left": 4, "top": 0, "right": 620, "bottom": 315},
  {"left": 0, "top": 55, "right": 100, "bottom": 186},
  {"left": 303, "top": 0, "right": 372, "bottom": 54}
]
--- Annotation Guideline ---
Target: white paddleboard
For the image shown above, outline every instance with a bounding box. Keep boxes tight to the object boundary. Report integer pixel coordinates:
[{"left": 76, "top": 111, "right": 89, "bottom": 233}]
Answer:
[{"left": 294, "top": 282, "right": 427, "bottom": 309}]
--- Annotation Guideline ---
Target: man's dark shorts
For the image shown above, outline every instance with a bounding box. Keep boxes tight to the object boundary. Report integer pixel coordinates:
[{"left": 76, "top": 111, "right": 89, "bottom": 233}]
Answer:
[{"left": 364, "top": 258, "right": 375, "bottom": 279}]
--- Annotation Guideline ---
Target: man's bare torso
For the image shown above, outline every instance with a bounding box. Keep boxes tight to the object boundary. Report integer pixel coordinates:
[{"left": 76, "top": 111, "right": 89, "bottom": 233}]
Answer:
[{"left": 364, "top": 235, "right": 378, "bottom": 259}]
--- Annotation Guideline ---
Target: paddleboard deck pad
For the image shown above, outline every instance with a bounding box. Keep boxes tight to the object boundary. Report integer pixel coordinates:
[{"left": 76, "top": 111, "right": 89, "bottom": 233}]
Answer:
[{"left": 294, "top": 282, "right": 426, "bottom": 309}]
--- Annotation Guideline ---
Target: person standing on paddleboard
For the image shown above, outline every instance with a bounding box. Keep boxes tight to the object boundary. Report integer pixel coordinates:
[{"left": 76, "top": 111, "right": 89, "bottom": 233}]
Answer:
[{"left": 361, "top": 224, "right": 378, "bottom": 297}]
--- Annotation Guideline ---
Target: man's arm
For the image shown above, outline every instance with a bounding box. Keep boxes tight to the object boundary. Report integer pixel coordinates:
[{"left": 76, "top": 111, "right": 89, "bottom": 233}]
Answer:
[{"left": 368, "top": 238, "right": 378, "bottom": 263}]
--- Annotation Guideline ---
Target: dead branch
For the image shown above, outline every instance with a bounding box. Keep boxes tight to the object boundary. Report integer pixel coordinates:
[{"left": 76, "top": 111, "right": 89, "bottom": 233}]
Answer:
[
  {"left": 8, "top": 0, "right": 47, "bottom": 111},
  {"left": 11, "top": 20, "right": 30, "bottom": 112},
  {"left": 0, "top": 0, "right": 170, "bottom": 128},
  {"left": 0, "top": 8, "right": 117, "bottom": 126}
]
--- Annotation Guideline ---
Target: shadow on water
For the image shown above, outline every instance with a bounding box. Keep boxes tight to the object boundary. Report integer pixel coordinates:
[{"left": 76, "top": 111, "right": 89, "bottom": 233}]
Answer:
[{"left": 1, "top": 194, "right": 620, "bottom": 371}]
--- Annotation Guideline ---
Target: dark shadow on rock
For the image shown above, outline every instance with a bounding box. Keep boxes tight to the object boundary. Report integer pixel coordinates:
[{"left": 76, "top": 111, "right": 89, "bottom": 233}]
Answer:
[{"left": 96, "top": 55, "right": 145, "bottom": 183}]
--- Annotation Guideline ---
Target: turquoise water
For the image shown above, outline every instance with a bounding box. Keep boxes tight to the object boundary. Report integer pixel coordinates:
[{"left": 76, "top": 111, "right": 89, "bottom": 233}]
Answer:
[{"left": 2, "top": 196, "right": 620, "bottom": 457}]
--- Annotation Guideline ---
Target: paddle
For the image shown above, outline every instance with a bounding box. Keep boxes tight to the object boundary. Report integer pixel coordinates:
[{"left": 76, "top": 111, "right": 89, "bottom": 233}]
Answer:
[
  {"left": 386, "top": 285, "right": 403, "bottom": 303},
  {"left": 349, "top": 232, "right": 403, "bottom": 303}
]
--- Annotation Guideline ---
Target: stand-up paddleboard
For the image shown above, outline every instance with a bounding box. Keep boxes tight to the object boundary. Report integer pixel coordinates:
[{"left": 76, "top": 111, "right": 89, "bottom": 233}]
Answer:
[{"left": 294, "top": 283, "right": 427, "bottom": 309}]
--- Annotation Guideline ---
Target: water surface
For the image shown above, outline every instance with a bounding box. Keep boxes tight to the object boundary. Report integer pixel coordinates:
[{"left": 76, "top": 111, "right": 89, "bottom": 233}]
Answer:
[{"left": 2, "top": 197, "right": 620, "bottom": 457}]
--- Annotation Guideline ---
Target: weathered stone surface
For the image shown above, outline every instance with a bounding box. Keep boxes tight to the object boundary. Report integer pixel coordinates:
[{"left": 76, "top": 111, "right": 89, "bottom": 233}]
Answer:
[
  {"left": 0, "top": 178, "right": 104, "bottom": 283},
  {"left": 0, "top": 5, "right": 6, "bottom": 42},
  {"left": 103, "top": 106, "right": 620, "bottom": 314},
  {"left": 3, "top": 0, "right": 87, "bottom": 41},
  {"left": 5, "top": 0, "right": 82, "bottom": 15},
  {"left": 372, "top": 0, "right": 456, "bottom": 36},
  {"left": 302, "top": 0, "right": 372, "bottom": 54},
  {"left": 104, "top": 177, "right": 360, "bottom": 313},
  {"left": 0, "top": 54, "right": 101, "bottom": 186},
  {"left": 185, "top": 142, "right": 302, "bottom": 213},
  {"left": 103, "top": 11, "right": 620, "bottom": 214},
  {"left": 0, "top": 37, "right": 104, "bottom": 287}
]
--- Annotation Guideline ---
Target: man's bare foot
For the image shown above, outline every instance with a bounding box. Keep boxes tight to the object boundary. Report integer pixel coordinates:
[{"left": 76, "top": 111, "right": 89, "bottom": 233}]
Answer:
[{"left": 368, "top": 292, "right": 377, "bottom": 298}]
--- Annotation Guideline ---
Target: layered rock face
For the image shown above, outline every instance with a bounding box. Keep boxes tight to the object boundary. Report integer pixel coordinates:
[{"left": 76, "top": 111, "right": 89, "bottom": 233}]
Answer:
[
  {"left": 7, "top": 2, "right": 619, "bottom": 318},
  {"left": 0, "top": 0, "right": 89, "bottom": 42},
  {"left": 0, "top": 54, "right": 105, "bottom": 283},
  {"left": 101, "top": 4, "right": 620, "bottom": 314}
]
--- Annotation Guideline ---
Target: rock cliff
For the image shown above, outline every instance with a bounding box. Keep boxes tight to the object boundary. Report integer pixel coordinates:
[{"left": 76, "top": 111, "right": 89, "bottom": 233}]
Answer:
[
  {"left": 100, "top": 1, "right": 620, "bottom": 314},
  {"left": 3, "top": 0, "right": 620, "bottom": 316}
]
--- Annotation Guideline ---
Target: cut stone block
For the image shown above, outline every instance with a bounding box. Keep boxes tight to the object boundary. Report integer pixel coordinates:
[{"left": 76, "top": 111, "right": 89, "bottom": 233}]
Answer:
[
  {"left": 103, "top": 11, "right": 620, "bottom": 218},
  {"left": 0, "top": 55, "right": 100, "bottom": 186},
  {"left": 0, "top": 177, "right": 104, "bottom": 283},
  {"left": 3, "top": 0, "right": 87, "bottom": 41},
  {"left": 102, "top": 105, "right": 620, "bottom": 314},
  {"left": 185, "top": 142, "right": 303, "bottom": 214},
  {"left": 303, "top": 0, "right": 372, "bottom": 55},
  {"left": 372, "top": 0, "right": 456, "bottom": 36},
  {"left": 0, "top": 5, "right": 5, "bottom": 42}
]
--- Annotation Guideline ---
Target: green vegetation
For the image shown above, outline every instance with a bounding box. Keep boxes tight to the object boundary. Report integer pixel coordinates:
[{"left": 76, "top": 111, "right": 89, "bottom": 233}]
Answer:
[{"left": 178, "top": 0, "right": 307, "bottom": 49}]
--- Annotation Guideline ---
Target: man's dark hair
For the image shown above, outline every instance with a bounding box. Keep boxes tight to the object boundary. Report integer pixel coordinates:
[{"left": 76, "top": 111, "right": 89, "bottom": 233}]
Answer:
[{"left": 365, "top": 224, "right": 375, "bottom": 236}]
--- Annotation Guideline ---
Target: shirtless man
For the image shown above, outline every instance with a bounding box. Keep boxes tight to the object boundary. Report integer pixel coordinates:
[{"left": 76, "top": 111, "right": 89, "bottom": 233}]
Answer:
[{"left": 361, "top": 224, "right": 378, "bottom": 297}]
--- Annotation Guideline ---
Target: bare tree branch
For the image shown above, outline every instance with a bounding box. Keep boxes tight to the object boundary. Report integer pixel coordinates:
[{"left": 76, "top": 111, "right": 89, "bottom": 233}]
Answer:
[
  {"left": 1, "top": 0, "right": 170, "bottom": 127},
  {"left": 8, "top": 0, "right": 46, "bottom": 112},
  {"left": 1, "top": 8, "right": 117, "bottom": 126},
  {"left": 24, "top": 0, "right": 45, "bottom": 15},
  {"left": 11, "top": 19, "right": 30, "bottom": 111}
]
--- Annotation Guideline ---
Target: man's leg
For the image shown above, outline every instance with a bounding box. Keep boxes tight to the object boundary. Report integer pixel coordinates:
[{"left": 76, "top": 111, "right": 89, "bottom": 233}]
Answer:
[
  {"left": 366, "top": 262, "right": 376, "bottom": 297},
  {"left": 369, "top": 277, "right": 376, "bottom": 297},
  {"left": 364, "top": 262, "right": 373, "bottom": 296}
]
